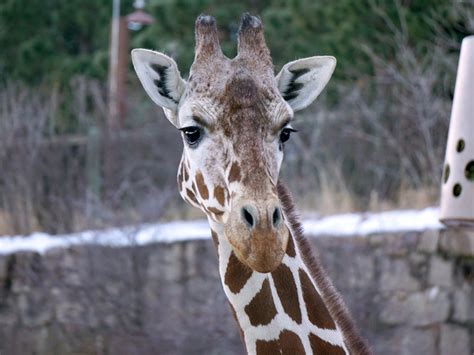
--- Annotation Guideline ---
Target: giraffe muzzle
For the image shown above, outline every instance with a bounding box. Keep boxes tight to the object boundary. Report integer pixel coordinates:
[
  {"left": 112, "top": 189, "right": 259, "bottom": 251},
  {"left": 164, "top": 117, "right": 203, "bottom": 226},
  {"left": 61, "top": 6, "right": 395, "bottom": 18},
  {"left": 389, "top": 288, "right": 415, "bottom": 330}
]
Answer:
[{"left": 224, "top": 196, "right": 289, "bottom": 273}]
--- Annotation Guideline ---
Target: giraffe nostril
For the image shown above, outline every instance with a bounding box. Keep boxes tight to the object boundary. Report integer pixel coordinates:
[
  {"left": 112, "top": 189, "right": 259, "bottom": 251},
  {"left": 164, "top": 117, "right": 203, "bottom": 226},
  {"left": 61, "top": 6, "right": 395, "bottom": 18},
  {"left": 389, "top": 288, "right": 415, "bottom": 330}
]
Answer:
[
  {"left": 242, "top": 207, "right": 255, "bottom": 228},
  {"left": 272, "top": 207, "right": 281, "bottom": 228}
]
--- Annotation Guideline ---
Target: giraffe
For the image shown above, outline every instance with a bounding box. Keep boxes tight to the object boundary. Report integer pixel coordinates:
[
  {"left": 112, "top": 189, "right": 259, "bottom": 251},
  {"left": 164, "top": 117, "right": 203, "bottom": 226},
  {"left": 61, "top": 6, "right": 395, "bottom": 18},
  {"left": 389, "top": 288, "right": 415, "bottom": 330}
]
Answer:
[{"left": 132, "top": 13, "right": 371, "bottom": 355}]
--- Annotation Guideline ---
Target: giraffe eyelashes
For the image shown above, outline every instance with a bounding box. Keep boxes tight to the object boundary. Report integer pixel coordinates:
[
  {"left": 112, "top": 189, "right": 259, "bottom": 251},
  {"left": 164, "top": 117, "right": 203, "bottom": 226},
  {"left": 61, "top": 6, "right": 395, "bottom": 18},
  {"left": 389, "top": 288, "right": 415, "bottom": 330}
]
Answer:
[
  {"left": 179, "top": 125, "right": 296, "bottom": 148},
  {"left": 280, "top": 128, "right": 297, "bottom": 144},
  {"left": 180, "top": 126, "right": 203, "bottom": 146}
]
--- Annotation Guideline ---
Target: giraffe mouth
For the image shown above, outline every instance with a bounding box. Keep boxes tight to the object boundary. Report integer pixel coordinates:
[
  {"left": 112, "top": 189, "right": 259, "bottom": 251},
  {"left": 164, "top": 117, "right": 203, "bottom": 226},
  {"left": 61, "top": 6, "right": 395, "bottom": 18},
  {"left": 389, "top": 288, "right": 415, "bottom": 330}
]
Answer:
[
  {"left": 222, "top": 194, "right": 289, "bottom": 273},
  {"left": 225, "top": 224, "right": 289, "bottom": 273}
]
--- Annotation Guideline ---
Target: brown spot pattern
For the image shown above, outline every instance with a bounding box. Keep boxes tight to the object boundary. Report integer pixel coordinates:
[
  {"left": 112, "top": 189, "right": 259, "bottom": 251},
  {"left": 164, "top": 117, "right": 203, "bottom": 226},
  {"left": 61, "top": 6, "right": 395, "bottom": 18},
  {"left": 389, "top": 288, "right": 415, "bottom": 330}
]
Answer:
[
  {"left": 195, "top": 171, "right": 209, "bottom": 199},
  {"left": 309, "top": 333, "right": 345, "bottom": 355},
  {"left": 271, "top": 264, "right": 302, "bottom": 324},
  {"left": 211, "top": 229, "right": 219, "bottom": 247},
  {"left": 280, "top": 330, "right": 305, "bottom": 355},
  {"left": 177, "top": 168, "right": 183, "bottom": 187},
  {"left": 286, "top": 236, "right": 296, "bottom": 257},
  {"left": 255, "top": 330, "right": 305, "bottom": 355},
  {"left": 208, "top": 207, "right": 224, "bottom": 217},
  {"left": 183, "top": 164, "right": 189, "bottom": 181},
  {"left": 228, "top": 162, "right": 241, "bottom": 182},
  {"left": 214, "top": 185, "right": 226, "bottom": 206},
  {"left": 256, "top": 339, "right": 280, "bottom": 354},
  {"left": 278, "top": 182, "right": 371, "bottom": 354},
  {"left": 245, "top": 279, "right": 277, "bottom": 326},
  {"left": 186, "top": 188, "right": 199, "bottom": 204},
  {"left": 299, "top": 269, "right": 336, "bottom": 329},
  {"left": 224, "top": 252, "right": 253, "bottom": 294}
]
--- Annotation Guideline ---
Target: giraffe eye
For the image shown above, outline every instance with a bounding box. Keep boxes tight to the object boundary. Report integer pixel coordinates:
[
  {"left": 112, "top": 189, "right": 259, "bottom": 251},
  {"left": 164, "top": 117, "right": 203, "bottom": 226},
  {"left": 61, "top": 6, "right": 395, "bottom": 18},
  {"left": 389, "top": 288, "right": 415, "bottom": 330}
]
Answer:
[
  {"left": 180, "top": 126, "right": 202, "bottom": 146},
  {"left": 280, "top": 128, "right": 297, "bottom": 144}
]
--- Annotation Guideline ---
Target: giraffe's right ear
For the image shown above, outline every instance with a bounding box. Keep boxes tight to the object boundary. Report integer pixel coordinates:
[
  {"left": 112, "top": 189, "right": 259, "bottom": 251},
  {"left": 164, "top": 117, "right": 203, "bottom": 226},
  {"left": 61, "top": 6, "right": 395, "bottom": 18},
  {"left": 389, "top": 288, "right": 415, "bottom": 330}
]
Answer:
[{"left": 131, "top": 49, "right": 186, "bottom": 125}]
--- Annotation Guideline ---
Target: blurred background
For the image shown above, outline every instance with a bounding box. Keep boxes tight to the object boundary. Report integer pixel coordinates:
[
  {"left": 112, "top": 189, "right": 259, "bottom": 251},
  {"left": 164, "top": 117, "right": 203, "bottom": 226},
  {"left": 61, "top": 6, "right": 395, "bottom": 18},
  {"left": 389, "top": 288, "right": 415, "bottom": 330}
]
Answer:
[
  {"left": 1, "top": 1, "right": 474, "bottom": 354},
  {"left": 1, "top": 0, "right": 473, "bottom": 236}
]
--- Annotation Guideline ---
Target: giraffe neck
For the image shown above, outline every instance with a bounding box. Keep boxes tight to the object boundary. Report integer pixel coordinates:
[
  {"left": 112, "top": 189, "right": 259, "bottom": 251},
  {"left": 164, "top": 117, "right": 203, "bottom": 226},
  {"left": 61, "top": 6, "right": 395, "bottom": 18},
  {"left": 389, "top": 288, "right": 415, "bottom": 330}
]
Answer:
[{"left": 208, "top": 218, "right": 350, "bottom": 355}]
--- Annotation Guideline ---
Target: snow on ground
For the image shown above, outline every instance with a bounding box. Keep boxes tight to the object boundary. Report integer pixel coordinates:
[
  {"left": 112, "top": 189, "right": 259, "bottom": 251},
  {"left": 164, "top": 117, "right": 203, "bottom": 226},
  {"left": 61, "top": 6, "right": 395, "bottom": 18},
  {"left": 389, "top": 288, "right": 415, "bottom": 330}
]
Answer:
[
  {"left": 0, "top": 207, "right": 443, "bottom": 255},
  {"left": 302, "top": 206, "right": 443, "bottom": 236},
  {"left": 0, "top": 220, "right": 211, "bottom": 255}
]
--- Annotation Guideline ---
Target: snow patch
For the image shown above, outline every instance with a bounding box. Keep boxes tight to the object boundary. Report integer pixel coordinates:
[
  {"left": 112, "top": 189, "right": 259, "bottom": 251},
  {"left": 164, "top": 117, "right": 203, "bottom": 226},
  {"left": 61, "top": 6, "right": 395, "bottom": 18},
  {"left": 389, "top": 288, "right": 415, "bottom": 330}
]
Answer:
[
  {"left": 0, "top": 207, "right": 443, "bottom": 255},
  {"left": 303, "top": 206, "right": 443, "bottom": 236}
]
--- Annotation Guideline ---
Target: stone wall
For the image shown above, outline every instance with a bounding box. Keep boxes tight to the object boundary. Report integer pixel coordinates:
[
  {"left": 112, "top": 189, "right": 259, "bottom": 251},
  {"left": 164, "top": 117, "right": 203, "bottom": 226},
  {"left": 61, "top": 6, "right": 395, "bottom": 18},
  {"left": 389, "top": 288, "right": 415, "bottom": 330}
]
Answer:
[{"left": 0, "top": 228, "right": 472, "bottom": 354}]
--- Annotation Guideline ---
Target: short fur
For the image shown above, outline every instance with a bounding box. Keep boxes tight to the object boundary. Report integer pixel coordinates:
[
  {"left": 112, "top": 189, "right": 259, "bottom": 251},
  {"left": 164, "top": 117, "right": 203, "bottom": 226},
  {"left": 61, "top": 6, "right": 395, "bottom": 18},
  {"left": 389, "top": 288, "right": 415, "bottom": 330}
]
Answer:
[
  {"left": 132, "top": 13, "right": 371, "bottom": 355},
  {"left": 277, "top": 182, "right": 372, "bottom": 354}
]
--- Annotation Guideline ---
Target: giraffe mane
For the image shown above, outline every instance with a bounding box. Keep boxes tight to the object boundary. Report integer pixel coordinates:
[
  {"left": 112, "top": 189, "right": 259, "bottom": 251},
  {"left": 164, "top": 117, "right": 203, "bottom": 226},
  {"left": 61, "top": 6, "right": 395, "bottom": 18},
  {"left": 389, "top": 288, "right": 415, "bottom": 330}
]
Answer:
[{"left": 277, "top": 181, "right": 372, "bottom": 355}]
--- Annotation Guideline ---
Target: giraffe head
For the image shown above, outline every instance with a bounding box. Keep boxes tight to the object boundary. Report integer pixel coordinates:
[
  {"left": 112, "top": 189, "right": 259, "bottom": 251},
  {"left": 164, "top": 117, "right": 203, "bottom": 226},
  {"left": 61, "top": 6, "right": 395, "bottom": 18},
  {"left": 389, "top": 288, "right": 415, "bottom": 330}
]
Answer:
[{"left": 132, "top": 14, "right": 335, "bottom": 273}]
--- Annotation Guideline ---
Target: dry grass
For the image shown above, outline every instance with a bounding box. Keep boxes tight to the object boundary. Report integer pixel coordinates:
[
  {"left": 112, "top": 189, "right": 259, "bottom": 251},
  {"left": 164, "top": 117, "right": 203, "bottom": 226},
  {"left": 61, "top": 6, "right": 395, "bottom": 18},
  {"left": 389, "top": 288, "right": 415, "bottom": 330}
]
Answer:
[
  {"left": 0, "top": 210, "right": 11, "bottom": 235},
  {"left": 394, "top": 185, "right": 439, "bottom": 210},
  {"left": 295, "top": 170, "right": 356, "bottom": 216},
  {"left": 297, "top": 185, "right": 438, "bottom": 218},
  {"left": 0, "top": 208, "right": 42, "bottom": 236}
]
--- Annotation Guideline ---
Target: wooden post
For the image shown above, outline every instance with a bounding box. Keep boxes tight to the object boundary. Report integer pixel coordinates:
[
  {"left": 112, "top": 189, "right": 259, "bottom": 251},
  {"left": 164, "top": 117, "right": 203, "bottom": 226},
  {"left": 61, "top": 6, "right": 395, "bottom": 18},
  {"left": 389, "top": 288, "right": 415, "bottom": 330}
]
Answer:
[
  {"left": 105, "top": 0, "right": 129, "bottom": 198},
  {"left": 108, "top": 16, "right": 129, "bottom": 130}
]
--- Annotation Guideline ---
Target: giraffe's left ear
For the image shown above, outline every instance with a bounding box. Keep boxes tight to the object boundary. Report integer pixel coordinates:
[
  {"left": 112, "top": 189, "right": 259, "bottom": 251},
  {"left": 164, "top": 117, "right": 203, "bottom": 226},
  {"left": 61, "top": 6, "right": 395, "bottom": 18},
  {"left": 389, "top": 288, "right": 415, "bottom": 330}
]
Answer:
[
  {"left": 131, "top": 49, "right": 186, "bottom": 125},
  {"left": 276, "top": 56, "right": 336, "bottom": 112}
]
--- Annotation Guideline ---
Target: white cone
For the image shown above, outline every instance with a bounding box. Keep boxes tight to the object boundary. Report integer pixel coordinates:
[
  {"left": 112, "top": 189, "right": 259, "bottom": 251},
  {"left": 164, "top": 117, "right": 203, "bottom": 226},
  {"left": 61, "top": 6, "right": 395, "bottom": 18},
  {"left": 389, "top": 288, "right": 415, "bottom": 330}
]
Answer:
[{"left": 440, "top": 36, "right": 474, "bottom": 227}]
